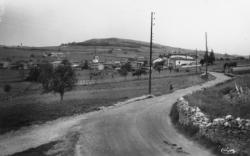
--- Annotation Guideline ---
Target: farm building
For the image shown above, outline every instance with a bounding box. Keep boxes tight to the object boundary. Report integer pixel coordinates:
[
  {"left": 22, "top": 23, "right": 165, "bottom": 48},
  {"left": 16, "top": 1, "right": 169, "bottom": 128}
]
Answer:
[
  {"left": 90, "top": 63, "right": 104, "bottom": 70},
  {"left": 0, "top": 61, "right": 10, "bottom": 69},
  {"left": 168, "top": 54, "right": 196, "bottom": 67},
  {"left": 92, "top": 56, "right": 100, "bottom": 63},
  {"left": 90, "top": 56, "right": 105, "bottom": 70},
  {"left": 153, "top": 57, "right": 167, "bottom": 64},
  {"left": 51, "top": 60, "right": 62, "bottom": 68},
  {"left": 50, "top": 52, "right": 65, "bottom": 58}
]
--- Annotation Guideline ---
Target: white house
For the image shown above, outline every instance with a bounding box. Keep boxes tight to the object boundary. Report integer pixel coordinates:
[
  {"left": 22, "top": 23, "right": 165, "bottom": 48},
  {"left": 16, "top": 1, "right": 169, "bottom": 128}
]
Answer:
[
  {"left": 0, "top": 61, "right": 10, "bottom": 69},
  {"left": 169, "top": 54, "right": 196, "bottom": 66}
]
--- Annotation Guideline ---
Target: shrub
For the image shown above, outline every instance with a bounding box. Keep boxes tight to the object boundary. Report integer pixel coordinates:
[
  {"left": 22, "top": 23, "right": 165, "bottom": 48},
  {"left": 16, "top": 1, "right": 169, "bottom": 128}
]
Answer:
[
  {"left": 220, "top": 86, "right": 233, "bottom": 95},
  {"left": 26, "top": 66, "right": 41, "bottom": 82},
  {"left": 3, "top": 84, "right": 11, "bottom": 93}
]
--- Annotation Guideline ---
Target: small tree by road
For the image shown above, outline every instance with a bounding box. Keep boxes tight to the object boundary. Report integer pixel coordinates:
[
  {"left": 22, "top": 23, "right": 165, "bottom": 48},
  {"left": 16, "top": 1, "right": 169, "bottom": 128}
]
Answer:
[{"left": 38, "top": 60, "right": 77, "bottom": 103}]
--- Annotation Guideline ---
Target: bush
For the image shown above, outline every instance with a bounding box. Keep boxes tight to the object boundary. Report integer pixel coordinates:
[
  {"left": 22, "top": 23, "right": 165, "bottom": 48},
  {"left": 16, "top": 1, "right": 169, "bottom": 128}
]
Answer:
[
  {"left": 26, "top": 66, "right": 41, "bottom": 82},
  {"left": 3, "top": 84, "right": 11, "bottom": 93},
  {"left": 220, "top": 86, "right": 233, "bottom": 95},
  {"left": 185, "top": 68, "right": 190, "bottom": 72},
  {"left": 81, "top": 60, "right": 89, "bottom": 70},
  {"left": 118, "top": 68, "right": 128, "bottom": 77}
]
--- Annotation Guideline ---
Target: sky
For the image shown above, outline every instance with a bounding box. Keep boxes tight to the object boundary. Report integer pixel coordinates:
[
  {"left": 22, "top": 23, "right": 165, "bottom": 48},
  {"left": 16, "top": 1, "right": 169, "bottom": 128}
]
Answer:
[{"left": 0, "top": 0, "right": 249, "bottom": 55}]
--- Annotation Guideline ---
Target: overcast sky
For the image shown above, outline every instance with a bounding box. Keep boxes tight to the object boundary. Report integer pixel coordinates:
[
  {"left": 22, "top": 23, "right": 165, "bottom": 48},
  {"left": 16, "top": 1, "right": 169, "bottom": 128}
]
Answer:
[{"left": 0, "top": 0, "right": 249, "bottom": 55}]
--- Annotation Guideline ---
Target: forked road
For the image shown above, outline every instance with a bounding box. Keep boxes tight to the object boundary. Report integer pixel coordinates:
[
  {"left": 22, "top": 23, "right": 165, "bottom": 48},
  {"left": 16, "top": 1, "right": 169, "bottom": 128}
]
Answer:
[{"left": 0, "top": 72, "right": 230, "bottom": 156}]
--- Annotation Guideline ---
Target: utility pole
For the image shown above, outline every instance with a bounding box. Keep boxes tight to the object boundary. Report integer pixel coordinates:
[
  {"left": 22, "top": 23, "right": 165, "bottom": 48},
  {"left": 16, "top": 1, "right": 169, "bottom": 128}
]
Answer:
[
  {"left": 149, "top": 12, "right": 155, "bottom": 95},
  {"left": 196, "top": 49, "right": 198, "bottom": 73},
  {"left": 205, "top": 32, "right": 208, "bottom": 76}
]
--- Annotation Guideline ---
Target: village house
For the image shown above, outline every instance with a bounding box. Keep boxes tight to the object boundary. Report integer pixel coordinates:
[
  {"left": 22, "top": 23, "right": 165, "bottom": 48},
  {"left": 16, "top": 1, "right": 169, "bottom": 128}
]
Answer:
[
  {"left": 168, "top": 54, "right": 196, "bottom": 67},
  {"left": 0, "top": 60, "right": 10, "bottom": 69}
]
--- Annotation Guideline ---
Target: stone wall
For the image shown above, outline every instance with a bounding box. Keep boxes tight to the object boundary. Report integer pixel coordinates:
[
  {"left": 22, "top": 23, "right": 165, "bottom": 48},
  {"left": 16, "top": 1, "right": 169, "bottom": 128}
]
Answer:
[{"left": 175, "top": 97, "right": 250, "bottom": 155}]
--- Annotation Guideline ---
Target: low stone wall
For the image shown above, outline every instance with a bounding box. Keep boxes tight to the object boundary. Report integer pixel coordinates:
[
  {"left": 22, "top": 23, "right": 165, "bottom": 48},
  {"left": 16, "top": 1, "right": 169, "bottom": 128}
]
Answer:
[{"left": 174, "top": 97, "right": 250, "bottom": 155}]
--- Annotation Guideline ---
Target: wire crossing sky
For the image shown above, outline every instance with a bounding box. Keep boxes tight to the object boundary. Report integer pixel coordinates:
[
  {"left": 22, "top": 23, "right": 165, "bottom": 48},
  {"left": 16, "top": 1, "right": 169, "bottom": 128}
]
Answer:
[{"left": 0, "top": 0, "right": 249, "bottom": 55}]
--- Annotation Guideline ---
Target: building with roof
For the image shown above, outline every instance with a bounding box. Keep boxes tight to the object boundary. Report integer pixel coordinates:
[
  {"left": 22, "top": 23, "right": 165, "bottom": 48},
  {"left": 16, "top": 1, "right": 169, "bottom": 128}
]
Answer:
[{"left": 168, "top": 54, "right": 196, "bottom": 67}]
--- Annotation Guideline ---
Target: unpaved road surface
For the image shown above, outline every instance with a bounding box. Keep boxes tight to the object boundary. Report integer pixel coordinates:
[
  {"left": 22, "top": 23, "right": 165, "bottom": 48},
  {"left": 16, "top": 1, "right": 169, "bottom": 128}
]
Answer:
[{"left": 0, "top": 72, "right": 230, "bottom": 156}]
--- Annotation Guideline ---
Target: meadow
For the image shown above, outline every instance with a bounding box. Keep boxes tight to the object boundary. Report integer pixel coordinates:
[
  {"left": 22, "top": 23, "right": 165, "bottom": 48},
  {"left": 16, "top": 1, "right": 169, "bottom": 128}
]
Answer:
[{"left": 0, "top": 70, "right": 209, "bottom": 134}]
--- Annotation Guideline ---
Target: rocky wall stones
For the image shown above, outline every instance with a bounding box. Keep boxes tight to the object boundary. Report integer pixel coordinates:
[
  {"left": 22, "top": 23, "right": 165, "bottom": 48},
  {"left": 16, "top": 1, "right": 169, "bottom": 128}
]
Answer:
[{"left": 175, "top": 97, "right": 250, "bottom": 155}]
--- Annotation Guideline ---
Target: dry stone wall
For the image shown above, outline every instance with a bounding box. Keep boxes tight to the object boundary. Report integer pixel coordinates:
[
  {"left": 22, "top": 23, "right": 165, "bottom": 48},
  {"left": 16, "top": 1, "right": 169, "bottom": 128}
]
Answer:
[{"left": 175, "top": 97, "right": 250, "bottom": 155}]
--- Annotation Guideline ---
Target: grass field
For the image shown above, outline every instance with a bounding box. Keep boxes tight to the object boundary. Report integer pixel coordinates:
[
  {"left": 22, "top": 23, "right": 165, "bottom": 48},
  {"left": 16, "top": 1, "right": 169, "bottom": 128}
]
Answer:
[
  {"left": 0, "top": 72, "right": 211, "bottom": 134},
  {"left": 185, "top": 74, "right": 250, "bottom": 119}
]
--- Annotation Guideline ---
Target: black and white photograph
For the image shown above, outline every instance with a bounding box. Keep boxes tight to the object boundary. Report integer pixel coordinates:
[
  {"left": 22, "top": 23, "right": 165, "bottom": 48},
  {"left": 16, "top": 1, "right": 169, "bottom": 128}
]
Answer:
[{"left": 0, "top": 0, "right": 250, "bottom": 155}]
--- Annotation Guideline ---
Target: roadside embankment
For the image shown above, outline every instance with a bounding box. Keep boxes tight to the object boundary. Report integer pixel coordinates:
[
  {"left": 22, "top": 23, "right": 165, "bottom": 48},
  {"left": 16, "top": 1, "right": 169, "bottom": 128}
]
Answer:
[{"left": 171, "top": 97, "right": 250, "bottom": 155}]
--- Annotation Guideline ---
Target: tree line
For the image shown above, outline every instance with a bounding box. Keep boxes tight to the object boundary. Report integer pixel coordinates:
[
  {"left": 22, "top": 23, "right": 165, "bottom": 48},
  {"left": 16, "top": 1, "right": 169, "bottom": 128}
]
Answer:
[{"left": 200, "top": 50, "right": 215, "bottom": 66}]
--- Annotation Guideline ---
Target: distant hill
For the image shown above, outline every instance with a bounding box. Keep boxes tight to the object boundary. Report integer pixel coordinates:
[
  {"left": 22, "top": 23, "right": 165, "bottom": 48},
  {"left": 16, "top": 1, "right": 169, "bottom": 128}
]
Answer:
[
  {"left": 63, "top": 37, "right": 194, "bottom": 54},
  {"left": 63, "top": 38, "right": 231, "bottom": 59},
  {"left": 0, "top": 38, "right": 237, "bottom": 62},
  {"left": 66, "top": 38, "right": 165, "bottom": 48}
]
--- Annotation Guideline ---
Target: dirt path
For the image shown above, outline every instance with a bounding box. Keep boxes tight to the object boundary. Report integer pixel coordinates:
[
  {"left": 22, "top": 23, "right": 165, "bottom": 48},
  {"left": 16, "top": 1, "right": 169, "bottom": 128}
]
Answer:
[{"left": 0, "top": 72, "right": 230, "bottom": 156}]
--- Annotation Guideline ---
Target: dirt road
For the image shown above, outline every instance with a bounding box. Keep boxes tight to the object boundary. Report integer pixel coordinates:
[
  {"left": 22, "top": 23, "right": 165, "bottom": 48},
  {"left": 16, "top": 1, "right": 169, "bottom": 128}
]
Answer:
[{"left": 0, "top": 72, "right": 230, "bottom": 156}]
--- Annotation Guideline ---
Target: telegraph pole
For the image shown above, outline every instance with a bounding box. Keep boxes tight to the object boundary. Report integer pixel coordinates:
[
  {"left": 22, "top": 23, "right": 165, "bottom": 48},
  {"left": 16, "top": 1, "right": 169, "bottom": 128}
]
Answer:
[
  {"left": 205, "top": 32, "right": 208, "bottom": 76},
  {"left": 196, "top": 49, "right": 198, "bottom": 73},
  {"left": 149, "top": 12, "right": 155, "bottom": 94}
]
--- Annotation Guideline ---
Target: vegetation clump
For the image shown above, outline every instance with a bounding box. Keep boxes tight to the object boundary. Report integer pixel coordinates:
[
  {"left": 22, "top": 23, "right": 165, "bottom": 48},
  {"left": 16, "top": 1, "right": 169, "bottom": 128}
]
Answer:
[
  {"left": 3, "top": 84, "right": 11, "bottom": 93},
  {"left": 27, "top": 59, "right": 77, "bottom": 102}
]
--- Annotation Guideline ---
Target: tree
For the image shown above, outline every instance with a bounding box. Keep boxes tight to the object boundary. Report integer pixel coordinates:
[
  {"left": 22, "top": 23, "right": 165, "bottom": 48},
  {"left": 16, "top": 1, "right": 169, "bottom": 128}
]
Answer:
[
  {"left": 168, "top": 66, "right": 173, "bottom": 73},
  {"left": 118, "top": 68, "right": 128, "bottom": 79},
  {"left": 200, "top": 59, "right": 205, "bottom": 66},
  {"left": 155, "top": 65, "right": 162, "bottom": 74},
  {"left": 27, "top": 66, "right": 41, "bottom": 82},
  {"left": 30, "top": 54, "right": 35, "bottom": 58},
  {"left": 3, "top": 84, "right": 11, "bottom": 93},
  {"left": 143, "top": 60, "right": 148, "bottom": 67},
  {"left": 118, "top": 62, "right": 131, "bottom": 79},
  {"left": 39, "top": 60, "right": 77, "bottom": 102},
  {"left": 132, "top": 68, "right": 147, "bottom": 79},
  {"left": 122, "top": 62, "right": 132, "bottom": 72},
  {"left": 209, "top": 50, "right": 215, "bottom": 65},
  {"left": 81, "top": 60, "right": 89, "bottom": 70},
  {"left": 153, "top": 60, "right": 165, "bottom": 74}
]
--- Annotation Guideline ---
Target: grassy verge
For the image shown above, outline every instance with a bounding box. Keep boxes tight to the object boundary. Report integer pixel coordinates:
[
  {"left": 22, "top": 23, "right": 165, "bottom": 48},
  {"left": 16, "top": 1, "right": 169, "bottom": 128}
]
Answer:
[{"left": 185, "top": 74, "right": 250, "bottom": 119}]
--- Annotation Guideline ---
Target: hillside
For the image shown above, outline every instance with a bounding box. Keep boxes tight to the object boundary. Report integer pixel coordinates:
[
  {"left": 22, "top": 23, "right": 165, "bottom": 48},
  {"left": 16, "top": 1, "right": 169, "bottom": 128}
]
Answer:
[
  {"left": 63, "top": 38, "right": 196, "bottom": 56},
  {"left": 0, "top": 38, "right": 235, "bottom": 62}
]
